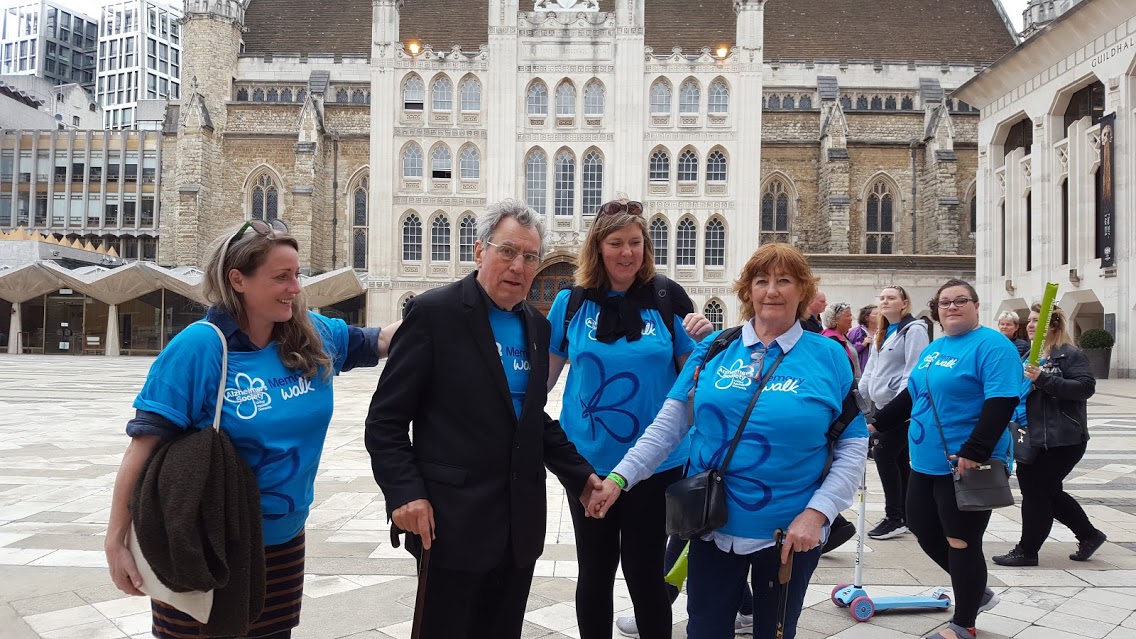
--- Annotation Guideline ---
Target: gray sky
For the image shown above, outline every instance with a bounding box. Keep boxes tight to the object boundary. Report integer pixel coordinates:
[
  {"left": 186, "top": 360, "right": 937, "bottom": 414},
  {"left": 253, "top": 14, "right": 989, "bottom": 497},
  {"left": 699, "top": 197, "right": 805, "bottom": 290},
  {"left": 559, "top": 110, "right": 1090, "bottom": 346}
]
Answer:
[{"left": 49, "top": 0, "right": 1032, "bottom": 36}]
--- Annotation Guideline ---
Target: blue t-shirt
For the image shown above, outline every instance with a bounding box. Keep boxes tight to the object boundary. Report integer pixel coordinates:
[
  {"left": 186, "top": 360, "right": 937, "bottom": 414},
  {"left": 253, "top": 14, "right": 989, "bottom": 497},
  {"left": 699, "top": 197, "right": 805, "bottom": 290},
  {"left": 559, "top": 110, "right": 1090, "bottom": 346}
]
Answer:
[
  {"left": 488, "top": 306, "right": 530, "bottom": 418},
  {"left": 548, "top": 288, "right": 697, "bottom": 476},
  {"left": 666, "top": 327, "right": 868, "bottom": 540},
  {"left": 907, "top": 326, "right": 1021, "bottom": 476},
  {"left": 886, "top": 324, "right": 899, "bottom": 341},
  {"left": 133, "top": 313, "right": 350, "bottom": 545}
]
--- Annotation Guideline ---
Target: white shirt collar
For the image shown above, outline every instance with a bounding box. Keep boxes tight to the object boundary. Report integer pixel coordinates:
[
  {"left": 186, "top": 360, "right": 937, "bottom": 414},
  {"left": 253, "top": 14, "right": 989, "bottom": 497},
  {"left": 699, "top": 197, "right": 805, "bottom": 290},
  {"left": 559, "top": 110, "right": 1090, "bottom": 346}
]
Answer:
[{"left": 740, "top": 318, "right": 804, "bottom": 353}]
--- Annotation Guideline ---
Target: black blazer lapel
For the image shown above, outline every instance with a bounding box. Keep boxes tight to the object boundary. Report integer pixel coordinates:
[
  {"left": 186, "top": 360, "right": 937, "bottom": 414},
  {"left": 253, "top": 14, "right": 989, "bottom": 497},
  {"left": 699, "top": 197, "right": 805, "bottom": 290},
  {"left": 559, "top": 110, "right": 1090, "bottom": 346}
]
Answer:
[
  {"left": 517, "top": 302, "right": 547, "bottom": 425},
  {"left": 461, "top": 274, "right": 514, "bottom": 417}
]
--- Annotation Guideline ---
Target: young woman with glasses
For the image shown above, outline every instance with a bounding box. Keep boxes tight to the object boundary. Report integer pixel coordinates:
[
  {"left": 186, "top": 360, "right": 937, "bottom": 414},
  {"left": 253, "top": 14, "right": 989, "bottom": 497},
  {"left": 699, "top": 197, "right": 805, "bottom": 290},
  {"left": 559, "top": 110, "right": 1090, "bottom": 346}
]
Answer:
[
  {"left": 993, "top": 303, "right": 1106, "bottom": 567},
  {"left": 872, "top": 279, "right": 1020, "bottom": 639},
  {"left": 546, "top": 198, "right": 712, "bottom": 639},
  {"left": 857, "top": 286, "right": 929, "bottom": 541},
  {"left": 105, "top": 219, "right": 400, "bottom": 639}
]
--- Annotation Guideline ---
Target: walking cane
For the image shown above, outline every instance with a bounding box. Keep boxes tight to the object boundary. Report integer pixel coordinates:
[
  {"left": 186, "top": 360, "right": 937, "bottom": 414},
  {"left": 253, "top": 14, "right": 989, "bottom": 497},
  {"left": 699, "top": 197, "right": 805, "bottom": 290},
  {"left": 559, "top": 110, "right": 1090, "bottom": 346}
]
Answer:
[
  {"left": 392, "top": 526, "right": 430, "bottom": 639},
  {"left": 773, "top": 529, "right": 794, "bottom": 639}
]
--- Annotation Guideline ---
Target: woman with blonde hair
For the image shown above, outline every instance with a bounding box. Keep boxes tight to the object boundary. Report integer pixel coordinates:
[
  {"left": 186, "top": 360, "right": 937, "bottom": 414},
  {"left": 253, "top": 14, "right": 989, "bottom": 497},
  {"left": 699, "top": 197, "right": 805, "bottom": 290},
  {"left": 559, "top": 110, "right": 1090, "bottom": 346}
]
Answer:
[
  {"left": 105, "top": 219, "right": 399, "bottom": 639},
  {"left": 993, "top": 303, "right": 1106, "bottom": 567},
  {"left": 547, "top": 198, "right": 712, "bottom": 639}
]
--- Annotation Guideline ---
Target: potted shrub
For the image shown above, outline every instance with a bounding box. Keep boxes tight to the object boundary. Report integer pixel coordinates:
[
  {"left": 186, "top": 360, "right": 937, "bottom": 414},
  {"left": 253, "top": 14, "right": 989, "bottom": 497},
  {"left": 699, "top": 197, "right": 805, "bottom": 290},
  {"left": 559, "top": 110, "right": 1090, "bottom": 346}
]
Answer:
[{"left": 1079, "top": 328, "right": 1114, "bottom": 380}]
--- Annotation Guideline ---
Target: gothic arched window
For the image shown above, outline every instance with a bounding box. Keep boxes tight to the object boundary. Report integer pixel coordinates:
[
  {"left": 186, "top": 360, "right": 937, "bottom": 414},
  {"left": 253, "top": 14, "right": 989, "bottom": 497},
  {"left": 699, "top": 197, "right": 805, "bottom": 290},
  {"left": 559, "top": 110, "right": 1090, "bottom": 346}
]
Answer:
[
  {"left": 458, "top": 214, "right": 477, "bottom": 262},
  {"left": 704, "top": 218, "right": 725, "bottom": 266},
  {"left": 554, "top": 151, "right": 575, "bottom": 216},
  {"left": 650, "top": 80, "right": 671, "bottom": 114},
  {"left": 704, "top": 300, "right": 724, "bottom": 331},
  {"left": 679, "top": 80, "right": 700, "bottom": 114},
  {"left": 708, "top": 81, "right": 729, "bottom": 114},
  {"left": 582, "top": 151, "right": 603, "bottom": 215},
  {"left": 402, "top": 213, "right": 422, "bottom": 261},
  {"left": 706, "top": 150, "right": 727, "bottom": 183},
  {"left": 649, "top": 217, "right": 669, "bottom": 266},
  {"left": 649, "top": 149, "right": 670, "bottom": 181},
  {"left": 431, "top": 215, "right": 450, "bottom": 262},
  {"left": 402, "top": 144, "right": 423, "bottom": 178},
  {"left": 761, "top": 179, "right": 791, "bottom": 244},
  {"left": 460, "top": 146, "right": 480, "bottom": 180},
  {"left": 865, "top": 180, "right": 896, "bottom": 254},
  {"left": 677, "top": 150, "right": 698, "bottom": 182},
  {"left": 460, "top": 78, "right": 481, "bottom": 112},
  {"left": 250, "top": 173, "right": 279, "bottom": 221},
  {"left": 430, "top": 146, "right": 452, "bottom": 180},
  {"left": 403, "top": 76, "right": 424, "bottom": 110},
  {"left": 432, "top": 76, "right": 452, "bottom": 112},
  {"left": 584, "top": 80, "right": 604, "bottom": 116},
  {"left": 555, "top": 81, "right": 576, "bottom": 116},
  {"left": 526, "top": 150, "right": 547, "bottom": 215},
  {"left": 676, "top": 218, "right": 697, "bottom": 266},
  {"left": 527, "top": 81, "right": 548, "bottom": 116}
]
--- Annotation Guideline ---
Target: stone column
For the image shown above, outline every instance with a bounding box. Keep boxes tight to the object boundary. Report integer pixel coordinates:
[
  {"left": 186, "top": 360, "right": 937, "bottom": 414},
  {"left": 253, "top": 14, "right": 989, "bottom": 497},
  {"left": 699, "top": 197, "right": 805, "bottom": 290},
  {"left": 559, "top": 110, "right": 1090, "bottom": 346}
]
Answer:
[
  {"left": 486, "top": 0, "right": 520, "bottom": 202},
  {"left": 613, "top": 0, "right": 645, "bottom": 195},
  {"left": 105, "top": 304, "right": 120, "bottom": 356},
  {"left": 731, "top": 0, "right": 765, "bottom": 290},
  {"left": 369, "top": 0, "right": 405, "bottom": 325},
  {"left": 9, "top": 301, "right": 22, "bottom": 354}
]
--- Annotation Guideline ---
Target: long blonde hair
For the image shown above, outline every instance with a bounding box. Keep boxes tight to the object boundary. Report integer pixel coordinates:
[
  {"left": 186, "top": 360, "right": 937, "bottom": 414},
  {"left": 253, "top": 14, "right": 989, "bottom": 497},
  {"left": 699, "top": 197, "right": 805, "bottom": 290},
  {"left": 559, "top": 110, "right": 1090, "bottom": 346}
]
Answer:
[
  {"left": 1032, "top": 302, "right": 1075, "bottom": 357},
  {"left": 203, "top": 225, "right": 332, "bottom": 380}
]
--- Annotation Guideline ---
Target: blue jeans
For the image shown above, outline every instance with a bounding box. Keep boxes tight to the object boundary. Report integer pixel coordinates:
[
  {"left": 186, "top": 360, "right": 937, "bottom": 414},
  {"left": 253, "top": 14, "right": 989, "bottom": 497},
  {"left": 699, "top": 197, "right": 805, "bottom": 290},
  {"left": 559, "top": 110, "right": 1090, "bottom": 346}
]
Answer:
[{"left": 686, "top": 538, "right": 821, "bottom": 639}]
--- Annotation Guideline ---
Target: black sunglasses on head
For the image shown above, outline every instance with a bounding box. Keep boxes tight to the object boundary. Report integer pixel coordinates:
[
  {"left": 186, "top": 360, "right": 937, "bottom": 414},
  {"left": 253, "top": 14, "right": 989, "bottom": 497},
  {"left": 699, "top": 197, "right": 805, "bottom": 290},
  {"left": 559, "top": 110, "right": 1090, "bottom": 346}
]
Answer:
[
  {"left": 597, "top": 200, "right": 643, "bottom": 218},
  {"left": 230, "top": 218, "right": 288, "bottom": 246}
]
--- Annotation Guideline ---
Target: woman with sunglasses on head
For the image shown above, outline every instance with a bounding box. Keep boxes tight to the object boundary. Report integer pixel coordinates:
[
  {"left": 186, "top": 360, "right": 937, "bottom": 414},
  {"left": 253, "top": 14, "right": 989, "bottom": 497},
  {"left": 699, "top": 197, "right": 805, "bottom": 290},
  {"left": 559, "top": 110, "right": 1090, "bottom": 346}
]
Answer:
[
  {"left": 872, "top": 279, "right": 1021, "bottom": 639},
  {"left": 547, "top": 198, "right": 712, "bottom": 639},
  {"left": 104, "top": 219, "right": 401, "bottom": 639},
  {"left": 821, "top": 302, "right": 860, "bottom": 377},
  {"left": 992, "top": 303, "right": 1106, "bottom": 568},
  {"left": 858, "top": 286, "right": 929, "bottom": 540}
]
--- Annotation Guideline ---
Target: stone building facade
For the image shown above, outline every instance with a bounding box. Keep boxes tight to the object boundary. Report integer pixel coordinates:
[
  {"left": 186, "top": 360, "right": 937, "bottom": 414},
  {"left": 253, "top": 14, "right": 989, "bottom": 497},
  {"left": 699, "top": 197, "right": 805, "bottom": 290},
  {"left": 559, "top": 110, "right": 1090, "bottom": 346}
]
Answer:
[{"left": 6, "top": 0, "right": 1018, "bottom": 334}]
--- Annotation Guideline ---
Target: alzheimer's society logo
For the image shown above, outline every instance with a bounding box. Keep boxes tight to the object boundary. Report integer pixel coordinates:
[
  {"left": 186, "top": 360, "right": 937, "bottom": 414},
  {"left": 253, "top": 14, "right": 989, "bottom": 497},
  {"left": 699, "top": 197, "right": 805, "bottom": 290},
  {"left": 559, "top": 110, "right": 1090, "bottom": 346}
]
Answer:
[
  {"left": 225, "top": 372, "right": 273, "bottom": 419},
  {"left": 715, "top": 359, "right": 755, "bottom": 390}
]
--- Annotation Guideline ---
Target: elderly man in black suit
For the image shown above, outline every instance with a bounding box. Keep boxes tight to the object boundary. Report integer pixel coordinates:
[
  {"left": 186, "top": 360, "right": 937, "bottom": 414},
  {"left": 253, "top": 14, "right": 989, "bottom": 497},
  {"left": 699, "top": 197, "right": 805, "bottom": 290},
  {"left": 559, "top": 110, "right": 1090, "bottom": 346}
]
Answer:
[{"left": 365, "top": 199, "right": 604, "bottom": 639}]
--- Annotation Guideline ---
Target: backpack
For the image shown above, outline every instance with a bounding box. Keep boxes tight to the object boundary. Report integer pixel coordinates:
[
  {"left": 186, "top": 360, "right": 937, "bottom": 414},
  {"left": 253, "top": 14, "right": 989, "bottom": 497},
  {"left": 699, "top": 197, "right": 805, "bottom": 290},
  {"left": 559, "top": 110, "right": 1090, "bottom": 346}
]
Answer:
[
  {"left": 560, "top": 274, "right": 689, "bottom": 361},
  {"left": 693, "top": 326, "right": 864, "bottom": 478}
]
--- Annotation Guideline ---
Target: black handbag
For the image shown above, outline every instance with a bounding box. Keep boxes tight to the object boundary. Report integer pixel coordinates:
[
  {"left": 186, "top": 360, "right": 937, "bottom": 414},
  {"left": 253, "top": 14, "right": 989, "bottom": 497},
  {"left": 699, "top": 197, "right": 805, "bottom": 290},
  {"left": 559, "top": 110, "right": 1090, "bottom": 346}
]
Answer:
[
  {"left": 664, "top": 350, "right": 786, "bottom": 539},
  {"left": 925, "top": 373, "right": 1014, "bottom": 512},
  {"left": 1008, "top": 421, "right": 1038, "bottom": 464}
]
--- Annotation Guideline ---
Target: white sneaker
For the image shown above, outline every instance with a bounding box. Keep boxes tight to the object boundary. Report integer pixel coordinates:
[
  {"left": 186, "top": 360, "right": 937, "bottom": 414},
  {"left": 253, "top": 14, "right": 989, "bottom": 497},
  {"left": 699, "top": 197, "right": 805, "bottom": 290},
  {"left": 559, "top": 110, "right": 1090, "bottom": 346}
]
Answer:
[
  {"left": 978, "top": 588, "right": 1000, "bottom": 613},
  {"left": 615, "top": 615, "right": 640, "bottom": 638},
  {"left": 735, "top": 612, "right": 754, "bottom": 635}
]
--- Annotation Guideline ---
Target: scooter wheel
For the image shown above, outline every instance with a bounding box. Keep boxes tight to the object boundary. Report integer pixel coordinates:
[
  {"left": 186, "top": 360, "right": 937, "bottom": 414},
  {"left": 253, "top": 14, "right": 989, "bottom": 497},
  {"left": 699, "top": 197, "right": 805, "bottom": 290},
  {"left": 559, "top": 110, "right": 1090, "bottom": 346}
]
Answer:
[
  {"left": 831, "top": 584, "right": 852, "bottom": 607},
  {"left": 936, "top": 592, "right": 952, "bottom": 606},
  {"left": 850, "top": 596, "right": 875, "bottom": 622}
]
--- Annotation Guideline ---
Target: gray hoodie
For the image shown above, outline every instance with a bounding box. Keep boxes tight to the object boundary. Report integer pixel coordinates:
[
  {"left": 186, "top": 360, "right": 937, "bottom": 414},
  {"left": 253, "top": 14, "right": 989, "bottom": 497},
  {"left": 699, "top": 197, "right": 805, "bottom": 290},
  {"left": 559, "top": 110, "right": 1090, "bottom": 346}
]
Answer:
[{"left": 857, "top": 315, "right": 930, "bottom": 409}]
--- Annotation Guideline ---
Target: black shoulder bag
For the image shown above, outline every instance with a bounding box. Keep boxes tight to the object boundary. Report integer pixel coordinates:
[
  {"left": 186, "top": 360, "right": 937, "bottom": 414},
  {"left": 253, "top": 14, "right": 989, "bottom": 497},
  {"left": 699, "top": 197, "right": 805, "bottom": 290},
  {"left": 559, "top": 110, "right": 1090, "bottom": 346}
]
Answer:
[
  {"left": 925, "top": 370, "right": 1014, "bottom": 512},
  {"left": 664, "top": 348, "right": 787, "bottom": 539}
]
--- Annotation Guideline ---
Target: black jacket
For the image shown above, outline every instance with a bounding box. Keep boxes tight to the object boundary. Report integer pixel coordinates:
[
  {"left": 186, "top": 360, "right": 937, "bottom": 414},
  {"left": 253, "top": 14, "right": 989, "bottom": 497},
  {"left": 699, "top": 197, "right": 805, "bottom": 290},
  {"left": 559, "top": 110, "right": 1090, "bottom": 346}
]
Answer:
[
  {"left": 1025, "top": 344, "right": 1095, "bottom": 449},
  {"left": 364, "top": 273, "right": 595, "bottom": 572}
]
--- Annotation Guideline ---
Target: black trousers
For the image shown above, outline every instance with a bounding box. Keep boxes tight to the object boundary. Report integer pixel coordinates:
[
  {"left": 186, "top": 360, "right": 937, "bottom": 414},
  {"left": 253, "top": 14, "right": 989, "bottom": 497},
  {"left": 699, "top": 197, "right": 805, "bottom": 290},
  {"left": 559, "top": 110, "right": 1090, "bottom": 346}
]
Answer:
[
  {"left": 1016, "top": 442, "right": 1098, "bottom": 554},
  {"left": 417, "top": 541, "right": 535, "bottom": 639},
  {"left": 566, "top": 466, "right": 683, "bottom": 639},
  {"left": 873, "top": 424, "right": 910, "bottom": 520},
  {"left": 906, "top": 471, "right": 992, "bottom": 629}
]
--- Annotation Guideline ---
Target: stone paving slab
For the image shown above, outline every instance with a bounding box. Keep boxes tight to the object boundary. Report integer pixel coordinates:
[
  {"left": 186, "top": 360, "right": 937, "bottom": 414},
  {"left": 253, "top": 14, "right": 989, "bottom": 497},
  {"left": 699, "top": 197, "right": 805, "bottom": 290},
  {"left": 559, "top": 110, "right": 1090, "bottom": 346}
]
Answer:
[{"left": 2, "top": 355, "right": 1136, "bottom": 638}]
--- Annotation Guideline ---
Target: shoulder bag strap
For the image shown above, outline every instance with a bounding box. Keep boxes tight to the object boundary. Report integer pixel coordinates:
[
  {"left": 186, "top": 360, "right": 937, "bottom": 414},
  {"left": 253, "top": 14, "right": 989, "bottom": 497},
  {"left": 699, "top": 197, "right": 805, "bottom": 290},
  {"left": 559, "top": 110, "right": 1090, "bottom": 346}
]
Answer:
[
  {"left": 195, "top": 321, "right": 229, "bottom": 432},
  {"left": 718, "top": 349, "right": 788, "bottom": 476},
  {"left": 923, "top": 365, "right": 954, "bottom": 466}
]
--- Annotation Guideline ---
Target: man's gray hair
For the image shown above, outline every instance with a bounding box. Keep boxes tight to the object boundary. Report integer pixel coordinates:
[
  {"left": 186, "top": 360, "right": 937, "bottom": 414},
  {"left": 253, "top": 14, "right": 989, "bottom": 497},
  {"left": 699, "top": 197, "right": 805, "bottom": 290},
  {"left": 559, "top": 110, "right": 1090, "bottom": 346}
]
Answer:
[
  {"left": 477, "top": 199, "right": 547, "bottom": 256},
  {"left": 996, "top": 310, "right": 1020, "bottom": 323}
]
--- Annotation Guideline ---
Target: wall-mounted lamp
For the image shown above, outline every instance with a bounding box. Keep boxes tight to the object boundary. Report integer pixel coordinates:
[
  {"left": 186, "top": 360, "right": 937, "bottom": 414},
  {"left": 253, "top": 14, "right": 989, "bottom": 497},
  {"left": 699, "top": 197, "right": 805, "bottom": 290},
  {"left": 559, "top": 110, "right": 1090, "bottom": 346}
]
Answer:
[
  {"left": 1069, "top": 268, "right": 1081, "bottom": 285},
  {"left": 1004, "top": 279, "right": 1015, "bottom": 294},
  {"left": 407, "top": 41, "right": 421, "bottom": 56},
  {"left": 716, "top": 46, "right": 729, "bottom": 59}
]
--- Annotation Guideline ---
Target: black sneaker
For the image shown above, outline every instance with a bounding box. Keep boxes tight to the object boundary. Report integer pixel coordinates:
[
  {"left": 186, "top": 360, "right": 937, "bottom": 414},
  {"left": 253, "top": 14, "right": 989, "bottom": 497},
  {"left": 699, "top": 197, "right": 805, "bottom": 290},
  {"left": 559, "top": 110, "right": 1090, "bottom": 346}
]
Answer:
[
  {"left": 822, "top": 515, "right": 856, "bottom": 554},
  {"left": 1070, "top": 530, "right": 1107, "bottom": 561},
  {"left": 992, "top": 546, "right": 1038, "bottom": 567},
  {"left": 867, "top": 517, "right": 909, "bottom": 540}
]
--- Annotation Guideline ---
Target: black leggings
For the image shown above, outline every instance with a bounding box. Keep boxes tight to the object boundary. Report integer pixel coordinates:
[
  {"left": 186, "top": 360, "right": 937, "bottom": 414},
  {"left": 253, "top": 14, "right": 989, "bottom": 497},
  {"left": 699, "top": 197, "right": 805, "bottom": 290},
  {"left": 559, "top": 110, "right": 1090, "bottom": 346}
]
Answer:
[
  {"left": 873, "top": 425, "right": 910, "bottom": 520},
  {"left": 567, "top": 466, "right": 683, "bottom": 639},
  {"left": 906, "top": 471, "right": 992, "bottom": 629},
  {"left": 1016, "top": 442, "right": 1098, "bottom": 554}
]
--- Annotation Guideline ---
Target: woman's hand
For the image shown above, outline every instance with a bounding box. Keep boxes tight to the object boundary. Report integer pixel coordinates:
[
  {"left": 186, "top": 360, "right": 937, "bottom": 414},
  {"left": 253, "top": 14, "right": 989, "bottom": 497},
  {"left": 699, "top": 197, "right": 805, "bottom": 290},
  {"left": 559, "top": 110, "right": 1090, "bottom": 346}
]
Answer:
[
  {"left": 682, "top": 313, "right": 715, "bottom": 341},
  {"left": 106, "top": 540, "right": 145, "bottom": 596},
  {"left": 781, "top": 508, "right": 827, "bottom": 564},
  {"left": 1023, "top": 363, "right": 1042, "bottom": 382},
  {"left": 950, "top": 455, "right": 982, "bottom": 477},
  {"left": 590, "top": 478, "right": 624, "bottom": 518}
]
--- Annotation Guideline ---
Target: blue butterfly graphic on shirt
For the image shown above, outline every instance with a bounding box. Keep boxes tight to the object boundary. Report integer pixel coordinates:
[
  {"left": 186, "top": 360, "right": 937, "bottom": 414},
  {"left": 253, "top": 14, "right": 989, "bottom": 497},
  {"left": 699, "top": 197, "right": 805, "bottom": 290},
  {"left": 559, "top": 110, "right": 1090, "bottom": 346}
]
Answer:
[
  {"left": 695, "top": 403, "right": 773, "bottom": 512},
  {"left": 231, "top": 438, "right": 301, "bottom": 520},
  {"left": 575, "top": 352, "right": 642, "bottom": 443}
]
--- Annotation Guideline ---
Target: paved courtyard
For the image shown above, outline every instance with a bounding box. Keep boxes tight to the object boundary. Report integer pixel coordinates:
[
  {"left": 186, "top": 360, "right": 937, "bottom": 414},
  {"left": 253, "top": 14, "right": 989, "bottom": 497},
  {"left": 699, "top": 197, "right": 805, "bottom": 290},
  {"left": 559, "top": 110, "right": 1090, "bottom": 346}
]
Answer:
[{"left": 2, "top": 354, "right": 1136, "bottom": 639}]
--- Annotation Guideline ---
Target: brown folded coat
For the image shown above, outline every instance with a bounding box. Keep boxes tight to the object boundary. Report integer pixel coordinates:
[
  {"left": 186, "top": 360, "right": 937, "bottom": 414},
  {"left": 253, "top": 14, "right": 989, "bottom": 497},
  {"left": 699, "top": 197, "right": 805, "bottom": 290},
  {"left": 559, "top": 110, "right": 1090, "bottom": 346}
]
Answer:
[{"left": 130, "top": 425, "right": 265, "bottom": 637}]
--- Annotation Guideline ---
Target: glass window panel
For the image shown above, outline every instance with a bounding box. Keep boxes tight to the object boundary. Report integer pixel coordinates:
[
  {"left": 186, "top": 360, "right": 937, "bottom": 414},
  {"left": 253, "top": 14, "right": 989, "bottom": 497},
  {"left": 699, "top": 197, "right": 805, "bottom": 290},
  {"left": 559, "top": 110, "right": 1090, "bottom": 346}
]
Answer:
[
  {"left": 459, "top": 215, "right": 476, "bottom": 262},
  {"left": 353, "top": 229, "right": 366, "bottom": 269},
  {"left": 649, "top": 218, "right": 668, "bottom": 266},
  {"left": 554, "top": 151, "right": 574, "bottom": 217},
  {"left": 402, "top": 214, "right": 422, "bottom": 261},
  {"left": 526, "top": 150, "right": 547, "bottom": 215},
  {"left": 649, "top": 151, "right": 669, "bottom": 181},
  {"left": 582, "top": 152, "right": 602, "bottom": 215},
  {"left": 676, "top": 219, "right": 696, "bottom": 266},
  {"left": 679, "top": 81, "right": 700, "bottom": 113},
  {"left": 403, "top": 145, "right": 423, "bottom": 178}
]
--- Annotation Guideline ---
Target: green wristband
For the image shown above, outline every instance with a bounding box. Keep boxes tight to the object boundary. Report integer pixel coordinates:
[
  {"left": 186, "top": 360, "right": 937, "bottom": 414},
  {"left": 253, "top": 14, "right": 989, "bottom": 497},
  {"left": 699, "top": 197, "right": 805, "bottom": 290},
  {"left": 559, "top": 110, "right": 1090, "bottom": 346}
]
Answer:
[{"left": 607, "top": 472, "right": 627, "bottom": 490}]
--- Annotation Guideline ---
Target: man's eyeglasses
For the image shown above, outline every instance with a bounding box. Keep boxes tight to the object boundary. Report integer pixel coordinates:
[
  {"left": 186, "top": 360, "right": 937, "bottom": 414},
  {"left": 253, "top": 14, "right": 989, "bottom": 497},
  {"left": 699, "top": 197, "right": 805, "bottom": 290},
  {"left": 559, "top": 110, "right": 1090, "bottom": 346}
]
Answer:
[
  {"left": 486, "top": 241, "right": 541, "bottom": 269},
  {"left": 597, "top": 200, "right": 643, "bottom": 218},
  {"left": 230, "top": 219, "right": 288, "bottom": 246},
  {"left": 937, "top": 298, "right": 975, "bottom": 309}
]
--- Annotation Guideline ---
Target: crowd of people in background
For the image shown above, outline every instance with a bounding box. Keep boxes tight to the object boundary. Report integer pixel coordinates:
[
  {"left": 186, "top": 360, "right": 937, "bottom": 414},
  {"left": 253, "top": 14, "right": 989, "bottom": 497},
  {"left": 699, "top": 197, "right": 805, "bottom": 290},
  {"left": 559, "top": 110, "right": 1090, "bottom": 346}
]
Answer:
[{"left": 103, "top": 197, "right": 1110, "bottom": 639}]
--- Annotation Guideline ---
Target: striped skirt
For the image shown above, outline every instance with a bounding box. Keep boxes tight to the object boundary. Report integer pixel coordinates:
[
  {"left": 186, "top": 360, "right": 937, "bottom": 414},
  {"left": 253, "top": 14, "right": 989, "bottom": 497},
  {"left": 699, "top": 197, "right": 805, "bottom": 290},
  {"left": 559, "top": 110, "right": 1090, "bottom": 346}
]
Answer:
[{"left": 151, "top": 531, "right": 305, "bottom": 639}]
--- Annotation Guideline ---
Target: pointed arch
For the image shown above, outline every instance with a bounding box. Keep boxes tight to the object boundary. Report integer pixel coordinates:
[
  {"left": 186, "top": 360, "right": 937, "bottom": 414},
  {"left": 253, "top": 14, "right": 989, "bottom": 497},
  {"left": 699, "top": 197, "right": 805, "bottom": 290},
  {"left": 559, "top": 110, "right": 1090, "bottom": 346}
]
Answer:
[
  {"left": 401, "top": 210, "right": 423, "bottom": 262},
  {"left": 399, "top": 292, "right": 416, "bottom": 319},
  {"left": 708, "top": 77, "right": 730, "bottom": 115},
  {"left": 649, "top": 146, "right": 671, "bottom": 182},
  {"left": 677, "top": 147, "right": 699, "bottom": 183},
  {"left": 401, "top": 142, "right": 424, "bottom": 179},
  {"left": 430, "top": 73, "right": 453, "bottom": 112},
  {"left": 402, "top": 73, "right": 425, "bottom": 111},
  {"left": 675, "top": 216, "right": 698, "bottom": 266},
  {"left": 704, "top": 216, "right": 726, "bottom": 267},
  {"left": 584, "top": 79, "right": 605, "bottom": 116},
  {"left": 649, "top": 215, "right": 670, "bottom": 266},
  {"left": 703, "top": 298, "right": 725, "bottom": 331},
  {"left": 525, "top": 148, "right": 548, "bottom": 215},
  {"left": 554, "top": 148, "right": 576, "bottom": 217},
  {"left": 861, "top": 173, "right": 901, "bottom": 254},
  {"left": 459, "top": 74, "right": 482, "bottom": 112},
  {"left": 679, "top": 77, "right": 701, "bottom": 114},
  {"left": 760, "top": 172, "right": 796, "bottom": 244},
  {"left": 650, "top": 78, "right": 672, "bottom": 114},
  {"left": 555, "top": 79, "right": 577, "bottom": 117},
  {"left": 429, "top": 143, "right": 453, "bottom": 180},
  {"left": 243, "top": 165, "right": 284, "bottom": 222},
  {"left": 706, "top": 146, "right": 728, "bottom": 183},
  {"left": 350, "top": 171, "right": 370, "bottom": 271},
  {"left": 458, "top": 212, "right": 477, "bottom": 262},
  {"left": 430, "top": 211, "right": 451, "bottom": 262},
  {"left": 459, "top": 144, "right": 481, "bottom": 180},
  {"left": 527, "top": 79, "right": 549, "bottom": 116},
  {"left": 581, "top": 148, "right": 603, "bottom": 216}
]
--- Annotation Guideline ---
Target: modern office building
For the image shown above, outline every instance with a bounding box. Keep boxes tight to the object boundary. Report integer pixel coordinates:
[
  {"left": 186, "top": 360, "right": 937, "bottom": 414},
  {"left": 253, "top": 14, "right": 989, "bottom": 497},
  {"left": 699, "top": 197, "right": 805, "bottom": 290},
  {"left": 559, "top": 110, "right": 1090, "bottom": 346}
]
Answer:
[
  {"left": 0, "top": 0, "right": 98, "bottom": 90},
  {"left": 96, "top": 0, "right": 182, "bottom": 129}
]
